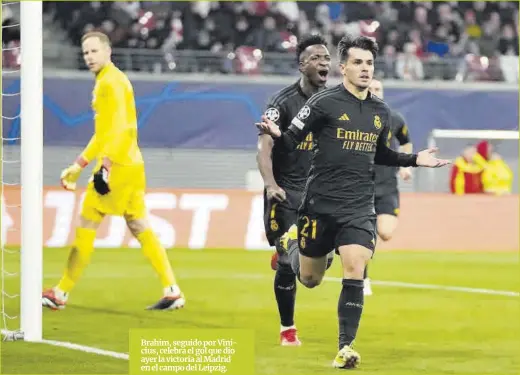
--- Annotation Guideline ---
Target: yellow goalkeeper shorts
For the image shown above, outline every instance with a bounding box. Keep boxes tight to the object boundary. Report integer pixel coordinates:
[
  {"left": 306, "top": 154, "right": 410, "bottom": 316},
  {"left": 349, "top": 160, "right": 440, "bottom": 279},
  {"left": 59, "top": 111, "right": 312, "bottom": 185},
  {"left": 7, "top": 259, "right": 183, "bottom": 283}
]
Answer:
[{"left": 80, "top": 163, "right": 147, "bottom": 223}]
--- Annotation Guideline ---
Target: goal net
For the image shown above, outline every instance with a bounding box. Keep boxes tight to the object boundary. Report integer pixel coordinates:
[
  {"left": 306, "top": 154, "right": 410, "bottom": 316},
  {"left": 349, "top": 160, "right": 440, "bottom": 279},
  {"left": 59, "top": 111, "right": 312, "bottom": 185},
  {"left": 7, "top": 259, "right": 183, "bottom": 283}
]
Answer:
[
  {"left": 418, "top": 129, "right": 519, "bottom": 193},
  {"left": 1, "top": 0, "right": 43, "bottom": 342}
]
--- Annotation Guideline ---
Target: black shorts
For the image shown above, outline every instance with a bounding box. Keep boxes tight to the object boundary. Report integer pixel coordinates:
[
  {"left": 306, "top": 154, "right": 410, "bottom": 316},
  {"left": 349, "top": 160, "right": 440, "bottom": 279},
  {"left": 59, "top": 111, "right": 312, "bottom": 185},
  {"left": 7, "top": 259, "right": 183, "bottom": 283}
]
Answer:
[
  {"left": 296, "top": 211, "right": 377, "bottom": 258},
  {"left": 374, "top": 192, "right": 400, "bottom": 216},
  {"left": 263, "top": 187, "right": 302, "bottom": 246}
]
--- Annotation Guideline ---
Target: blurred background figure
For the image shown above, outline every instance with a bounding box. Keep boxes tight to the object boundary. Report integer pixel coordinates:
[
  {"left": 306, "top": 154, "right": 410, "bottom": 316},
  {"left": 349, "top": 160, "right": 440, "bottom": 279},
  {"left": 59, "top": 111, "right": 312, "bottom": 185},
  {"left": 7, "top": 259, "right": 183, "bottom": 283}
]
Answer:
[
  {"left": 0, "top": 3, "right": 518, "bottom": 372},
  {"left": 396, "top": 41, "right": 424, "bottom": 80},
  {"left": 2, "top": 0, "right": 517, "bottom": 200},
  {"left": 450, "top": 141, "right": 513, "bottom": 195},
  {"left": 450, "top": 141, "right": 487, "bottom": 195},
  {"left": 481, "top": 143, "right": 514, "bottom": 196}
]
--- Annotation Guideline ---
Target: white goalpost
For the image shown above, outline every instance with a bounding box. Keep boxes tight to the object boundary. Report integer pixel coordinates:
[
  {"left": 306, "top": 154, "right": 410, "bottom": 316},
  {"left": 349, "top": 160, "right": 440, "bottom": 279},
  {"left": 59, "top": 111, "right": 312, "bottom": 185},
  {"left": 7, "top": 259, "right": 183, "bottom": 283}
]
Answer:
[
  {"left": 1, "top": 1, "right": 43, "bottom": 342},
  {"left": 20, "top": 0, "right": 43, "bottom": 342},
  {"left": 427, "top": 129, "right": 520, "bottom": 148}
]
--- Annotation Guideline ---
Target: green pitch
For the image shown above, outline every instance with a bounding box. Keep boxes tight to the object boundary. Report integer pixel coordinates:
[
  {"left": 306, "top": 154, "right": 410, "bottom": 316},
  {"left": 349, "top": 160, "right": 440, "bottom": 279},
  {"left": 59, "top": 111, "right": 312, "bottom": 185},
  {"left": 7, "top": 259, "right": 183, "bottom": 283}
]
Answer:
[{"left": 1, "top": 248, "right": 519, "bottom": 375}]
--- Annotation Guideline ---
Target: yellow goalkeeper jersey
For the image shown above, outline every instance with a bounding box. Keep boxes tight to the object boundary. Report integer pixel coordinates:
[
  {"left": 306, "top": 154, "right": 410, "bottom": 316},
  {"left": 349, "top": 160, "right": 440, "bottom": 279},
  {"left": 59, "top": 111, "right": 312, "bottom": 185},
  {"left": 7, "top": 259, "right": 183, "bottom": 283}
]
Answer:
[{"left": 82, "top": 62, "right": 143, "bottom": 166}]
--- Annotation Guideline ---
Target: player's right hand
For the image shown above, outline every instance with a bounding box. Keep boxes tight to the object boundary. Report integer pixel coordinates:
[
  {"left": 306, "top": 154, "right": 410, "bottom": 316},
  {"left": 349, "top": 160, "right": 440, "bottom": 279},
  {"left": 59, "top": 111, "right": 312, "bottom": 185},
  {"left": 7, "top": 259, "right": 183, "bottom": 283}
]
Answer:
[
  {"left": 256, "top": 115, "right": 281, "bottom": 138},
  {"left": 60, "top": 157, "right": 88, "bottom": 191},
  {"left": 266, "top": 185, "right": 286, "bottom": 202},
  {"left": 416, "top": 147, "right": 451, "bottom": 168}
]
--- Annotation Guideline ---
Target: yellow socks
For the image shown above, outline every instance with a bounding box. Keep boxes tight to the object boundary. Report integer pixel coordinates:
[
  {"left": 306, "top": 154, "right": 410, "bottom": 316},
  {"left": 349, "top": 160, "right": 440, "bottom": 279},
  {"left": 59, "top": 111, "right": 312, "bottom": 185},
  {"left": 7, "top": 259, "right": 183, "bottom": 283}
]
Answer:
[
  {"left": 55, "top": 227, "right": 180, "bottom": 299},
  {"left": 137, "top": 229, "right": 177, "bottom": 288},
  {"left": 57, "top": 227, "right": 96, "bottom": 293}
]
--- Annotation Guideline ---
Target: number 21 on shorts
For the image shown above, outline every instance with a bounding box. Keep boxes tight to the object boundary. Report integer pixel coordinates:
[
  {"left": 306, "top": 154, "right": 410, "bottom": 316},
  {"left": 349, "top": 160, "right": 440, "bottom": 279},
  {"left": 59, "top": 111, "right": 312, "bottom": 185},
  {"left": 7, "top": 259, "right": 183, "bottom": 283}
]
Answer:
[{"left": 299, "top": 215, "right": 317, "bottom": 249}]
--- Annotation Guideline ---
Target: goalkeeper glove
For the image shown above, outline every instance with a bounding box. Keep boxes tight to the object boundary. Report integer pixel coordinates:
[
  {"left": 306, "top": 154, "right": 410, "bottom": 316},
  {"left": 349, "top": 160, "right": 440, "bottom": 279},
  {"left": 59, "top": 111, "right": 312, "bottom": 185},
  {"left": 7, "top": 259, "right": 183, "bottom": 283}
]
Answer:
[
  {"left": 93, "top": 157, "right": 112, "bottom": 195},
  {"left": 60, "top": 156, "right": 89, "bottom": 191}
]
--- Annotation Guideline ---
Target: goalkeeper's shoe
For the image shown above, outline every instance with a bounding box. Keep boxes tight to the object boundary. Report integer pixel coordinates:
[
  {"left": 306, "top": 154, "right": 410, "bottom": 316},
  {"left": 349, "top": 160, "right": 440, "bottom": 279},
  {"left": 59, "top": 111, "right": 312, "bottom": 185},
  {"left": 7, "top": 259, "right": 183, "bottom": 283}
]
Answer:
[
  {"left": 42, "top": 288, "right": 67, "bottom": 311},
  {"left": 280, "top": 327, "right": 301, "bottom": 346},
  {"left": 146, "top": 286, "right": 186, "bottom": 310},
  {"left": 332, "top": 345, "right": 361, "bottom": 369}
]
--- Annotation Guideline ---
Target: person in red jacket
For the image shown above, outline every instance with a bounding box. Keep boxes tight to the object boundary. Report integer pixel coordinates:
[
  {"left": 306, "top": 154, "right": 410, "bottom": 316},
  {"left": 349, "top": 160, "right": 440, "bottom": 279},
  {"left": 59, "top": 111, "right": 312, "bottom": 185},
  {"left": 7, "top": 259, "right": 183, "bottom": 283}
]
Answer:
[{"left": 450, "top": 141, "right": 490, "bottom": 195}]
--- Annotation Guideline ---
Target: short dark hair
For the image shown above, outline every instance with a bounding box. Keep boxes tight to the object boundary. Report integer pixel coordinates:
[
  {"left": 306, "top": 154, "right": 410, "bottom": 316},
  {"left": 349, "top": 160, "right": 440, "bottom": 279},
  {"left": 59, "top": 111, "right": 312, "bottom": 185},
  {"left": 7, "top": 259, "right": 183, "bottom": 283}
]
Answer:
[
  {"left": 296, "top": 34, "right": 327, "bottom": 63},
  {"left": 337, "top": 35, "right": 379, "bottom": 62}
]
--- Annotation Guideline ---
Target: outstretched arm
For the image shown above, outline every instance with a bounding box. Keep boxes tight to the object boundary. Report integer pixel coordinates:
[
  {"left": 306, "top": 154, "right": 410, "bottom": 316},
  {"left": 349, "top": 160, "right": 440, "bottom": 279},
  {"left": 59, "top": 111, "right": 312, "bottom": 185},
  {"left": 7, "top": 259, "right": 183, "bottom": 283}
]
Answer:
[
  {"left": 375, "top": 125, "right": 450, "bottom": 168},
  {"left": 375, "top": 125, "right": 418, "bottom": 167}
]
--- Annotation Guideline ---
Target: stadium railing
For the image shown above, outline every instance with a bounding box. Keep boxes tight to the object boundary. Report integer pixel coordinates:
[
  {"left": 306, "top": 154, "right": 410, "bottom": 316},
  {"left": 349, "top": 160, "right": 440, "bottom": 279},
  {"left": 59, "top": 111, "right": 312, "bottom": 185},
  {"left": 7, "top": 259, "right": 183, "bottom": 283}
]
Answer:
[{"left": 26, "top": 44, "right": 519, "bottom": 82}]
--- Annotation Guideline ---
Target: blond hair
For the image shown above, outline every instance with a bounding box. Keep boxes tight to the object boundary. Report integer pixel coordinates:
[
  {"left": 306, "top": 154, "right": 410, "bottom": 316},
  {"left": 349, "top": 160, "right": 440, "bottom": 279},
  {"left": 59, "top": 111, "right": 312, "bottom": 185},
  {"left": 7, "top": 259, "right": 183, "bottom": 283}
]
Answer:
[{"left": 81, "top": 31, "right": 111, "bottom": 46}]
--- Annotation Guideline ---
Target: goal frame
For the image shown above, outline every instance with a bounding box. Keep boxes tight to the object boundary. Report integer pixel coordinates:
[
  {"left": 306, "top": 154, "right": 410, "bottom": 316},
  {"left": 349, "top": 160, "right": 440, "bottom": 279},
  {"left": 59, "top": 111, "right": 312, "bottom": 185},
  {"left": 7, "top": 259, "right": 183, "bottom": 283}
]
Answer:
[
  {"left": 426, "top": 129, "right": 519, "bottom": 191},
  {"left": 19, "top": 0, "right": 43, "bottom": 342}
]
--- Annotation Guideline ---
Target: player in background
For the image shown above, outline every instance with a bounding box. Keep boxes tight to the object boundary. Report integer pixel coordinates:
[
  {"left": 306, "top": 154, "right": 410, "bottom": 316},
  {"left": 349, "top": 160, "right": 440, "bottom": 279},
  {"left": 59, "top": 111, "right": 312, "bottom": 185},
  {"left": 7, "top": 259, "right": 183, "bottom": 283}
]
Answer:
[
  {"left": 363, "top": 79, "right": 413, "bottom": 296},
  {"left": 257, "top": 34, "right": 333, "bottom": 346},
  {"left": 42, "top": 32, "right": 185, "bottom": 311},
  {"left": 256, "top": 35, "right": 450, "bottom": 368}
]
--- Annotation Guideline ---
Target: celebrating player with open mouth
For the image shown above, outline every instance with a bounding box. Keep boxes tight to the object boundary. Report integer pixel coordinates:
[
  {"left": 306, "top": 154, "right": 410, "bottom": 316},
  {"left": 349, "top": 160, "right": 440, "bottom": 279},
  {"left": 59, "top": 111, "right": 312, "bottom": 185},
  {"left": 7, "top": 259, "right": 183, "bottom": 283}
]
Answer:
[
  {"left": 257, "top": 34, "right": 335, "bottom": 347},
  {"left": 256, "top": 34, "right": 450, "bottom": 369}
]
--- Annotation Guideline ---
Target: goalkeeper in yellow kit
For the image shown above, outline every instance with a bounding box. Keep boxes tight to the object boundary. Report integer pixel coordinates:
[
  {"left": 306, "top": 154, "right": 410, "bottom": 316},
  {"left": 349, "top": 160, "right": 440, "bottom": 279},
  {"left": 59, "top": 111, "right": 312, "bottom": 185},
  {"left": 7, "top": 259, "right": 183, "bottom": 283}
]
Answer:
[{"left": 42, "top": 31, "right": 185, "bottom": 311}]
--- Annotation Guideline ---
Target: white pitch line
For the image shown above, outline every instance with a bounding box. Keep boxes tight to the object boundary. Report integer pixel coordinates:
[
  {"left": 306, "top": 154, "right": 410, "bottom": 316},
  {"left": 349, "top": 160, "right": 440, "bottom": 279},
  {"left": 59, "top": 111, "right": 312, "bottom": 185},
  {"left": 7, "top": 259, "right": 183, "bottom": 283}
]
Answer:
[
  {"left": 4, "top": 272, "right": 519, "bottom": 297},
  {"left": 1, "top": 329, "right": 128, "bottom": 360},
  {"left": 323, "top": 277, "right": 519, "bottom": 297},
  {"left": 1, "top": 276, "right": 517, "bottom": 362},
  {"left": 41, "top": 338, "right": 129, "bottom": 360}
]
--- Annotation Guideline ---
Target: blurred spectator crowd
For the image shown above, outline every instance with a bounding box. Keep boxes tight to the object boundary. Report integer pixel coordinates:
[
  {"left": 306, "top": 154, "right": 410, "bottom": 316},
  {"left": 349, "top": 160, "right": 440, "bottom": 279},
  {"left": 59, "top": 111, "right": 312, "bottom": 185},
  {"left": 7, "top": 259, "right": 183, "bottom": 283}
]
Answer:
[
  {"left": 2, "top": 1, "right": 21, "bottom": 69},
  {"left": 2, "top": 1, "right": 519, "bottom": 81}
]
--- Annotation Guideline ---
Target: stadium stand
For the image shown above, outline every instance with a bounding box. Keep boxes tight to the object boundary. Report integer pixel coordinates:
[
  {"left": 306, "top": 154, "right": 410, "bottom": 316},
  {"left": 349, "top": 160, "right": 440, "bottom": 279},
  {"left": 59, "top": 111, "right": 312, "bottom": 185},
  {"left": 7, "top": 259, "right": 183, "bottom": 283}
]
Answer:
[{"left": 3, "top": 1, "right": 518, "bottom": 81}]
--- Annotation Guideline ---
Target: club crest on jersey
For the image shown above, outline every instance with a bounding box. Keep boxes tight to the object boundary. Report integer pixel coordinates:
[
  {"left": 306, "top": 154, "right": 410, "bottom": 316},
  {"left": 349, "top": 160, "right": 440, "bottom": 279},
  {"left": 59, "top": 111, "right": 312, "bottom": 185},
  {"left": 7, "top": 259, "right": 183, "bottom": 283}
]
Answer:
[
  {"left": 297, "top": 105, "right": 311, "bottom": 120},
  {"left": 270, "top": 219, "right": 279, "bottom": 232},
  {"left": 265, "top": 107, "right": 280, "bottom": 122},
  {"left": 374, "top": 115, "right": 382, "bottom": 129}
]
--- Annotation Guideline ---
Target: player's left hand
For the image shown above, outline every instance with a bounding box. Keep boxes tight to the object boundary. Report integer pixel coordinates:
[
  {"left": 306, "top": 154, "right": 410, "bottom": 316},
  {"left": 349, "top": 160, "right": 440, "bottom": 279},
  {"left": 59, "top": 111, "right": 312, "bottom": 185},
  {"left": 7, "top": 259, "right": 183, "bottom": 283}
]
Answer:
[
  {"left": 93, "top": 157, "right": 112, "bottom": 195},
  {"left": 416, "top": 148, "right": 451, "bottom": 168},
  {"left": 399, "top": 167, "right": 412, "bottom": 181},
  {"left": 266, "top": 184, "right": 286, "bottom": 202},
  {"left": 255, "top": 115, "right": 281, "bottom": 138}
]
